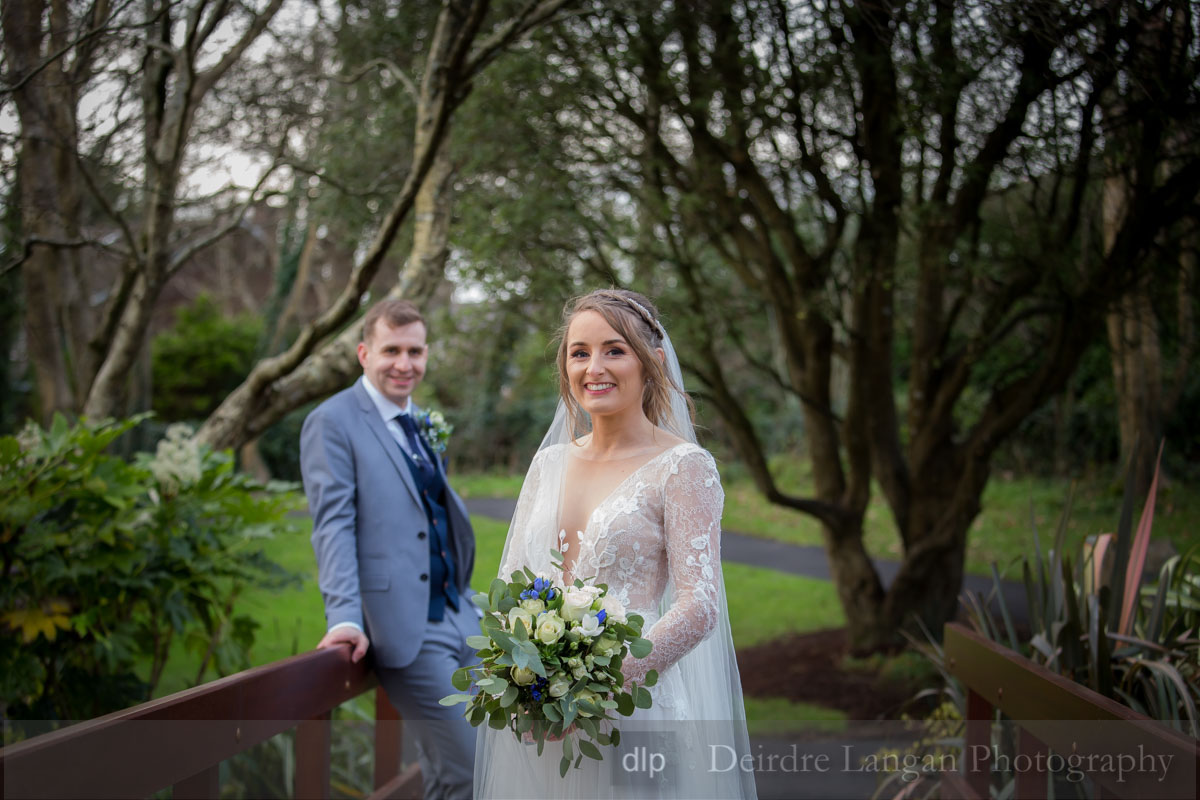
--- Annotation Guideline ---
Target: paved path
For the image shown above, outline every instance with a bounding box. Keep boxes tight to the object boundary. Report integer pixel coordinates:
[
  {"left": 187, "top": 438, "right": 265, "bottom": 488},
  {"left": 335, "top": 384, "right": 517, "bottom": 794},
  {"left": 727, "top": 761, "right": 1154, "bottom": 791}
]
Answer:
[{"left": 465, "top": 497, "right": 1029, "bottom": 625}]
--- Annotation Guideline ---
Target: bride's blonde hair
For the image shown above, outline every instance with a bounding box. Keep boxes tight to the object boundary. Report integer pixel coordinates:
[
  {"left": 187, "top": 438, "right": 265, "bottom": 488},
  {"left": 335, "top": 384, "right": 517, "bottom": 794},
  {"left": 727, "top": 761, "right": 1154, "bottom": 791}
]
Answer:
[{"left": 555, "top": 289, "right": 694, "bottom": 440}]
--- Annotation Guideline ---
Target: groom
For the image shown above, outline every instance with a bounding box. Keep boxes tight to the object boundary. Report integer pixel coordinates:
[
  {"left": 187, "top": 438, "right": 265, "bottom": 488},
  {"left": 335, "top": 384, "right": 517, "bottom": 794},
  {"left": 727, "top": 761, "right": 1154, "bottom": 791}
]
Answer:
[{"left": 300, "top": 298, "right": 477, "bottom": 800}]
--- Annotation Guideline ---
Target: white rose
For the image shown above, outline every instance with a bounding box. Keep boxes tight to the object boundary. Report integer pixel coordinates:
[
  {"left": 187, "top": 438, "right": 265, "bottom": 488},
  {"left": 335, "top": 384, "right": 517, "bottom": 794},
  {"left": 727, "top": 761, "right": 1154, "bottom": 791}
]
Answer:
[
  {"left": 578, "top": 613, "right": 604, "bottom": 638},
  {"left": 576, "top": 688, "right": 601, "bottom": 717},
  {"left": 561, "top": 587, "right": 595, "bottom": 622},
  {"left": 591, "top": 635, "right": 619, "bottom": 657},
  {"left": 507, "top": 607, "right": 535, "bottom": 635},
  {"left": 572, "top": 662, "right": 588, "bottom": 679},
  {"left": 536, "top": 611, "right": 566, "bottom": 645},
  {"left": 511, "top": 666, "right": 536, "bottom": 686},
  {"left": 520, "top": 597, "right": 546, "bottom": 615},
  {"left": 599, "top": 595, "right": 627, "bottom": 624},
  {"left": 548, "top": 673, "right": 572, "bottom": 698}
]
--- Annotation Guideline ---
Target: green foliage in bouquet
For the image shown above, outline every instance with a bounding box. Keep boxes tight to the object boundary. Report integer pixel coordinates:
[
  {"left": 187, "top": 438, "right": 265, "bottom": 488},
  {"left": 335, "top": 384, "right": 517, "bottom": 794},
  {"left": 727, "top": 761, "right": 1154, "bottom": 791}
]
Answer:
[
  {"left": 441, "top": 550, "right": 658, "bottom": 777},
  {"left": 0, "top": 414, "right": 301, "bottom": 730}
]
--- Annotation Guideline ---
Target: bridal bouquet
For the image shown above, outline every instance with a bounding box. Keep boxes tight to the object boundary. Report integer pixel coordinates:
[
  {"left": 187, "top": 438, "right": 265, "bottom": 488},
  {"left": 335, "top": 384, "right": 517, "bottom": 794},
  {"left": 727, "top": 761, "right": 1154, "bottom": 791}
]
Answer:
[{"left": 440, "top": 550, "right": 657, "bottom": 776}]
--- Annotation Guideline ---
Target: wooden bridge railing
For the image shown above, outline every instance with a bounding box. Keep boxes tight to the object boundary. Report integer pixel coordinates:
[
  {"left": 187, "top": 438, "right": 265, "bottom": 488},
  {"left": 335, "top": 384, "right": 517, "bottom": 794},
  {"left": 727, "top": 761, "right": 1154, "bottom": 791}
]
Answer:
[
  {"left": 0, "top": 645, "right": 421, "bottom": 800},
  {"left": 941, "top": 622, "right": 1199, "bottom": 800}
]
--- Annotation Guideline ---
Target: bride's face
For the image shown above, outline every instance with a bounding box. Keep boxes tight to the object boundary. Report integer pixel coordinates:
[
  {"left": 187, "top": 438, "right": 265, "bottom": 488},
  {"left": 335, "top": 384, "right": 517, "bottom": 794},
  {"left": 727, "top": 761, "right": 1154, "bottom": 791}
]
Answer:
[{"left": 565, "top": 310, "right": 646, "bottom": 421}]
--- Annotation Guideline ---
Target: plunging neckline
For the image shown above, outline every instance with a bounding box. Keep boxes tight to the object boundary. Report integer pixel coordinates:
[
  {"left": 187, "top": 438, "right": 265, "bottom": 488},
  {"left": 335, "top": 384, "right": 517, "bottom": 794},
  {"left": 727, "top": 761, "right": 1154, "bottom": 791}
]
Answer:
[{"left": 556, "top": 441, "right": 691, "bottom": 581}]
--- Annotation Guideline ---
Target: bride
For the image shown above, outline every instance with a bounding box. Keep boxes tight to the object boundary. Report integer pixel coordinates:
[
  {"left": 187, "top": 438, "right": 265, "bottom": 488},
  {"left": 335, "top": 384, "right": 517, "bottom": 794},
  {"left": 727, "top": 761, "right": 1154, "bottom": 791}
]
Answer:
[{"left": 473, "top": 289, "right": 757, "bottom": 799}]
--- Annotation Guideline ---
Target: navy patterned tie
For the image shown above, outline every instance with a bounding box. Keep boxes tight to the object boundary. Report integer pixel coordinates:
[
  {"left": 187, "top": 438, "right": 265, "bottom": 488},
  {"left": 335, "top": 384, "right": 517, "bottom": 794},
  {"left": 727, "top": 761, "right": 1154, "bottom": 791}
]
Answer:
[{"left": 396, "top": 413, "right": 431, "bottom": 476}]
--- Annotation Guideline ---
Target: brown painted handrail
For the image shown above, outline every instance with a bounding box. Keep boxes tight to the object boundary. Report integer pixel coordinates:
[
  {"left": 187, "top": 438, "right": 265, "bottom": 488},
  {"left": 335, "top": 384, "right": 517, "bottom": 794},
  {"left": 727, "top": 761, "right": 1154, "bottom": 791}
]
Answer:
[
  {"left": 943, "top": 622, "right": 1199, "bottom": 800},
  {"left": 0, "top": 645, "right": 420, "bottom": 799}
]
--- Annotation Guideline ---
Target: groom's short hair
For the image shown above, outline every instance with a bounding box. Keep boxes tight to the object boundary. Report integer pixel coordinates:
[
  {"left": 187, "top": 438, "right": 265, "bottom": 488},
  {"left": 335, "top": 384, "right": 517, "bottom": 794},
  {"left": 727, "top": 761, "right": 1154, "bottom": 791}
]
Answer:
[{"left": 362, "top": 298, "right": 426, "bottom": 343}]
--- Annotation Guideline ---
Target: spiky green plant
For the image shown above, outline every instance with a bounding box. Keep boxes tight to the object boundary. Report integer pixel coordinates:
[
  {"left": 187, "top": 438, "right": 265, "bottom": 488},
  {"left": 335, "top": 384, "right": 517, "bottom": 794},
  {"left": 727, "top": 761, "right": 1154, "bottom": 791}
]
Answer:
[
  {"left": 873, "top": 448, "right": 1198, "bottom": 799},
  {"left": 961, "top": 445, "right": 1199, "bottom": 734}
]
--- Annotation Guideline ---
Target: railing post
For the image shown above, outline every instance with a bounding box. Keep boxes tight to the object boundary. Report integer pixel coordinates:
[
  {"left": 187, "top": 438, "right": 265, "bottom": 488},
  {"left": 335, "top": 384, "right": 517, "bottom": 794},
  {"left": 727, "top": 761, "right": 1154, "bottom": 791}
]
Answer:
[
  {"left": 375, "top": 687, "right": 403, "bottom": 790},
  {"left": 1015, "top": 727, "right": 1050, "bottom": 800},
  {"left": 295, "top": 711, "right": 332, "bottom": 800},
  {"left": 964, "top": 688, "right": 992, "bottom": 799}
]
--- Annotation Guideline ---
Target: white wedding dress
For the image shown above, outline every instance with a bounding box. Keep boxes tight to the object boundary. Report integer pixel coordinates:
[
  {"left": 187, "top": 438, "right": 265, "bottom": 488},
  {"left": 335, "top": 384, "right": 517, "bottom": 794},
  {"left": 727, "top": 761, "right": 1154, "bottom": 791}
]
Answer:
[{"left": 473, "top": 441, "right": 758, "bottom": 800}]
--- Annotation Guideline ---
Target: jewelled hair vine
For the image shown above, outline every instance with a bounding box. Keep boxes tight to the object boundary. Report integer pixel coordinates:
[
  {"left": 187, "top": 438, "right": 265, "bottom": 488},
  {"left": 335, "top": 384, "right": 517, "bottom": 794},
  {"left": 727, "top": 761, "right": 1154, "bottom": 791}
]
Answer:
[{"left": 602, "top": 292, "right": 664, "bottom": 338}]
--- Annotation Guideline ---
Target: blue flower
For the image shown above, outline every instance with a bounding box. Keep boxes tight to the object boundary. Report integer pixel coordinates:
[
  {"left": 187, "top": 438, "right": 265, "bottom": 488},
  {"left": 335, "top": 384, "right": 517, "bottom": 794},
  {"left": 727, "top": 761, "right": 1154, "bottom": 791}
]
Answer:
[
  {"left": 531, "top": 689, "right": 542, "bottom": 701},
  {"left": 597, "top": 609, "right": 607, "bottom": 624},
  {"left": 533, "top": 577, "right": 549, "bottom": 593},
  {"left": 546, "top": 588, "right": 556, "bottom": 600},
  {"left": 519, "top": 589, "right": 534, "bottom": 600}
]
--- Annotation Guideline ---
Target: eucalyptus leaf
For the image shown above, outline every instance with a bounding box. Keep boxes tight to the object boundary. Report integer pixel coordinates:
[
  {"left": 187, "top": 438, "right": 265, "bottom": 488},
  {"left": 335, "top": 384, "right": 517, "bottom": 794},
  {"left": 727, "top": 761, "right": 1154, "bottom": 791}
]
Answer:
[{"left": 579, "top": 740, "right": 603, "bottom": 760}]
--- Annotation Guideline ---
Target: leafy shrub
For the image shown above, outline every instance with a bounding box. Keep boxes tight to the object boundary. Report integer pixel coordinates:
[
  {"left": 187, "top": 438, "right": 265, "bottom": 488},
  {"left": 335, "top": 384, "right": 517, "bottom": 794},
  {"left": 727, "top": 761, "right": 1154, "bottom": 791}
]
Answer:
[
  {"left": 151, "top": 294, "right": 263, "bottom": 422},
  {"left": 0, "top": 414, "right": 301, "bottom": 729}
]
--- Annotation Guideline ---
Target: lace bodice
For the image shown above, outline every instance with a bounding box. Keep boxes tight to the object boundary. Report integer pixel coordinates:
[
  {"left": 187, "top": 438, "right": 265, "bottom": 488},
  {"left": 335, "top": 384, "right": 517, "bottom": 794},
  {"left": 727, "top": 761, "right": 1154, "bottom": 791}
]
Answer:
[{"left": 499, "top": 442, "right": 723, "bottom": 685}]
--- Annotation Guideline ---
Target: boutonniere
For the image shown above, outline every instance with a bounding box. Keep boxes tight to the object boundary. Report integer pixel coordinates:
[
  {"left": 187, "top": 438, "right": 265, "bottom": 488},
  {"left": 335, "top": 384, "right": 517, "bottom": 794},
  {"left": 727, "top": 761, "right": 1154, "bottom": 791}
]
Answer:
[{"left": 419, "top": 409, "right": 453, "bottom": 455}]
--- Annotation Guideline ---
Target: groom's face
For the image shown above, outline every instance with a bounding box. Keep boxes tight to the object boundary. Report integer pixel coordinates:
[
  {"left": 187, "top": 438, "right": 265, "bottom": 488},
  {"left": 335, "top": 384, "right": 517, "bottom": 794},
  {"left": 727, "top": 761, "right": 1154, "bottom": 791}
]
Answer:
[{"left": 358, "top": 319, "right": 428, "bottom": 406}]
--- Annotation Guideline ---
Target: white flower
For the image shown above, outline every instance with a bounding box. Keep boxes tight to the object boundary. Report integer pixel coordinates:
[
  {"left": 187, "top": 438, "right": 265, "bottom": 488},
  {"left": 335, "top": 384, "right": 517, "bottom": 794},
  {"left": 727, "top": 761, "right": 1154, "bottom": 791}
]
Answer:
[
  {"left": 520, "top": 597, "right": 546, "bottom": 614},
  {"left": 599, "top": 594, "right": 627, "bottom": 624},
  {"left": 149, "top": 423, "right": 203, "bottom": 493},
  {"left": 420, "top": 409, "right": 453, "bottom": 454},
  {"left": 578, "top": 613, "right": 604, "bottom": 638},
  {"left": 548, "top": 673, "right": 572, "bottom": 698},
  {"left": 561, "top": 587, "right": 596, "bottom": 622},
  {"left": 535, "top": 611, "right": 566, "bottom": 645},
  {"left": 591, "top": 635, "right": 619, "bottom": 657},
  {"left": 576, "top": 688, "right": 601, "bottom": 716},
  {"left": 511, "top": 666, "right": 536, "bottom": 686},
  {"left": 507, "top": 607, "right": 535, "bottom": 635}
]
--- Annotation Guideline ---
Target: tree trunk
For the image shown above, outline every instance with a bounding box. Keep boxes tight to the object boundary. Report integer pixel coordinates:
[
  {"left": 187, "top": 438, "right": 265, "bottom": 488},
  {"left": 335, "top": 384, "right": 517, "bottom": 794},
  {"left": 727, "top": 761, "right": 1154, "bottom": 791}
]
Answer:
[
  {"left": 193, "top": 148, "right": 456, "bottom": 452},
  {"left": 823, "top": 519, "right": 888, "bottom": 653},
  {"left": 83, "top": 267, "right": 163, "bottom": 419},
  {"left": 1104, "top": 176, "right": 1162, "bottom": 496},
  {"left": 406, "top": 139, "right": 456, "bottom": 301},
  {"left": 4, "top": 0, "right": 89, "bottom": 422},
  {"left": 194, "top": 0, "right": 490, "bottom": 452},
  {"left": 884, "top": 449, "right": 987, "bottom": 642}
]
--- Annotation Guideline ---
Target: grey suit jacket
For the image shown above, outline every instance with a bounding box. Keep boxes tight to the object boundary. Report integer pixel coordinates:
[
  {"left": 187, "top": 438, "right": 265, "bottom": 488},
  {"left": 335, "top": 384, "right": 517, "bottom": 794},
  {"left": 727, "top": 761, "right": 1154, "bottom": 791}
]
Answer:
[{"left": 300, "top": 380, "right": 476, "bottom": 668}]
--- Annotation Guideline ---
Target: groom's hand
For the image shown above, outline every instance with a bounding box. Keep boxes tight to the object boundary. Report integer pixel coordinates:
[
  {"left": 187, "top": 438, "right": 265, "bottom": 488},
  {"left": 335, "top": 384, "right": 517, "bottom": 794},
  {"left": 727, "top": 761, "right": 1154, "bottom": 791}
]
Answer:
[{"left": 318, "top": 626, "right": 370, "bottom": 663}]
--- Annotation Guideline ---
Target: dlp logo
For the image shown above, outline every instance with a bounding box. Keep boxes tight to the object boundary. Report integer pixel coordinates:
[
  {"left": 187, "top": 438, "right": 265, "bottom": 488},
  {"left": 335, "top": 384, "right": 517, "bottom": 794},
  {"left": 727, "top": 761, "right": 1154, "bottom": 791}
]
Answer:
[{"left": 622, "top": 746, "right": 667, "bottom": 779}]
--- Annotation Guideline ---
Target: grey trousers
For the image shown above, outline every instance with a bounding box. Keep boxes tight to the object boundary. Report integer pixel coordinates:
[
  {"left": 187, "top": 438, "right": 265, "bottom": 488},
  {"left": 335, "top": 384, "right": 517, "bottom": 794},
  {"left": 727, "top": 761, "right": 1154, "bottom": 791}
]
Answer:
[{"left": 376, "top": 602, "right": 479, "bottom": 800}]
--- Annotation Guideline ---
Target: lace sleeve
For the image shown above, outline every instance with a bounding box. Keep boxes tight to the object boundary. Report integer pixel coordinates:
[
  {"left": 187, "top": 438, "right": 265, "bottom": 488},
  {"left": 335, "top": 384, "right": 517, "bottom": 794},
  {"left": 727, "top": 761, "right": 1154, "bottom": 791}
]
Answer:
[{"left": 625, "top": 448, "right": 724, "bottom": 684}]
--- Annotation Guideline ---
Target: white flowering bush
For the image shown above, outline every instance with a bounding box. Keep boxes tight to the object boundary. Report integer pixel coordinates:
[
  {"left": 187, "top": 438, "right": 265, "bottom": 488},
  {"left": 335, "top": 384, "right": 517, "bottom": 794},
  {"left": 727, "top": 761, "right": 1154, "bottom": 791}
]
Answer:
[
  {"left": 0, "top": 414, "right": 301, "bottom": 727},
  {"left": 441, "top": 550, "right": 657, "bottom": 776}
]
